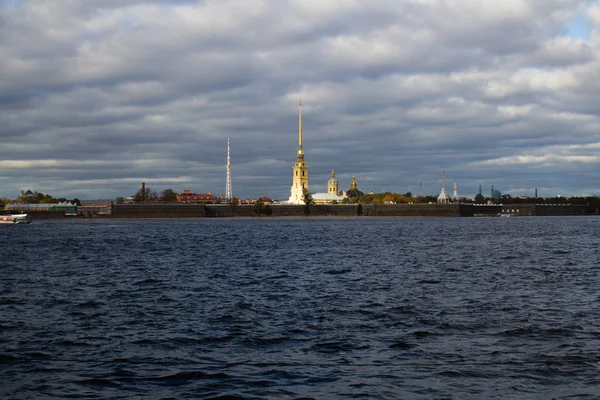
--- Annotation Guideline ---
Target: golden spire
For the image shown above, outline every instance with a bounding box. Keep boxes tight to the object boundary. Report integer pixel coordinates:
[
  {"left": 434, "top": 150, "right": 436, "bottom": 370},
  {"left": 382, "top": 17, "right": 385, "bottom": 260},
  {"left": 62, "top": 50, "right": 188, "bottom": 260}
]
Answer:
[
  {"left": 298, "top": 99, "right": 303, "bottom": 150},
  {"left": 331, "top": 170, "right": 335, "bottom": 178}
]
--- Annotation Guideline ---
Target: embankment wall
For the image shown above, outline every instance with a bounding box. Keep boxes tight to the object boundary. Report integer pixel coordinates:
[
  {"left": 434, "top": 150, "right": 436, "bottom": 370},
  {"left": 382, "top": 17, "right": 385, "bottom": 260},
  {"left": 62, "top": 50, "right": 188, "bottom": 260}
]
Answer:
[
  {"left": 111, "top": 204, "right": 206, "bottom": 218},
  {"left": 110, "top": 203, "right": 461, "bottom": 218}
]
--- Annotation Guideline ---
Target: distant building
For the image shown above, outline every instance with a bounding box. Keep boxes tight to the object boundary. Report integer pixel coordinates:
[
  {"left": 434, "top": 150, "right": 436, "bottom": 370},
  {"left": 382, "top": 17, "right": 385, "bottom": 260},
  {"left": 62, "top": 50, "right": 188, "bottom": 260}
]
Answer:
[
  {"left": 491, "top": 185, "right": 502, "bottom": 200},
  {"left": 18, "top": 189, "right": 34, "bottom": 200},
  {"left": 311, "top": 171, "right": 345, "bottom": 204},
  {"left": 6, "top": 203, "right": 77, "bottom": 214},
  {"left": 178, "top": 190, "right": 217, "bottom": 204},
  {"left": 346, "top": 176, "right": 364, "bottom": 198},
  {"left": 256, "top": 196, "right": 274, "bottom": 204}
]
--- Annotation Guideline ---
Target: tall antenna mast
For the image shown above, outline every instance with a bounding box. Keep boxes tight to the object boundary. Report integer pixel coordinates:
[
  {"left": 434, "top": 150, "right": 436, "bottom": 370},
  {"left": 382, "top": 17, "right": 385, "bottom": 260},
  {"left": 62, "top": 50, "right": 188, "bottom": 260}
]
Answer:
[
  {"left": 441, "top": 168, "right": 445, "bottom": 190},
  {"left": 226, "top": 137, "right": 232, "bottom": 200}
]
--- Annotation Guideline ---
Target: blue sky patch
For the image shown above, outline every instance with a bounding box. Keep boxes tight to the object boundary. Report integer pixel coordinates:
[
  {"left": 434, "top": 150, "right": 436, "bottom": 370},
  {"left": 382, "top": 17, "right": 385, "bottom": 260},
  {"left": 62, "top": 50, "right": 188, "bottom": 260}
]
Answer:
[{"left": 567, "top": 13, "right": 591, "bottom": 39}]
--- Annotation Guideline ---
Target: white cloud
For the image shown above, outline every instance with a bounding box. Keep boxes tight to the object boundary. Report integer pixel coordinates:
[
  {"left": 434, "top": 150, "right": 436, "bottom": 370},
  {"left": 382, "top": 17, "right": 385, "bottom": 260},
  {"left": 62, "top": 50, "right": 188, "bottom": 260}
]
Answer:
[{"left": 0, "top": 0, "right": 599, "bottom": 199}]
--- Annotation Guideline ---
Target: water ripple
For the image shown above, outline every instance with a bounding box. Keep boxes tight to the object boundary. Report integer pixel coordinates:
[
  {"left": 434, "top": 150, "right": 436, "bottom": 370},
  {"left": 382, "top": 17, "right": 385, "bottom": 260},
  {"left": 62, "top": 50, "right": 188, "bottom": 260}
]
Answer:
[{"left": 2, "top": 217, "right": 600, "bottom": 398}]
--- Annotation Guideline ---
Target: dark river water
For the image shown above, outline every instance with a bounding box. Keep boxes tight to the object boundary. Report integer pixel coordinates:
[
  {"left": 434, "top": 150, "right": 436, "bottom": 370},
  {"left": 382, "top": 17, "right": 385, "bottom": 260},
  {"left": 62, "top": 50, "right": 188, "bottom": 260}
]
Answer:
[{"left": 1, "top": 217, "right": 600, "bottom": 399}]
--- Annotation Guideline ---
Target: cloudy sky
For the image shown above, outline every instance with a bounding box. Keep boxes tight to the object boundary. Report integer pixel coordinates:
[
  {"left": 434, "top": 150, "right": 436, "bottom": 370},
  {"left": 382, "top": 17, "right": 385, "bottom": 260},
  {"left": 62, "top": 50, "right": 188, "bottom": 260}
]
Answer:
[{"left": 1, "top": 0, "right": 599, "bottom": 200}]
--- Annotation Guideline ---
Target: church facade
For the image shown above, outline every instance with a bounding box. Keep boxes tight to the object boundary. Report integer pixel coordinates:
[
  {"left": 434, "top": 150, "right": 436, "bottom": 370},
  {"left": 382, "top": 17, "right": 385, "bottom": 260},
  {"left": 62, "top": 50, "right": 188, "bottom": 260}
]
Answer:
[{"left": 312, "top": 170, "right": 345, "bottom": 204}]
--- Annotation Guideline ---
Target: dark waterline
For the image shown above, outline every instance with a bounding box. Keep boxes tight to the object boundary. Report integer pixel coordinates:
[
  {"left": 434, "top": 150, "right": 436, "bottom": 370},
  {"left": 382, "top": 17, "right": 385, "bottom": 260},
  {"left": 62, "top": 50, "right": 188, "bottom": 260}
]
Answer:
[{"left": 1, "top": 217, "right": 600, "bottom": 399}]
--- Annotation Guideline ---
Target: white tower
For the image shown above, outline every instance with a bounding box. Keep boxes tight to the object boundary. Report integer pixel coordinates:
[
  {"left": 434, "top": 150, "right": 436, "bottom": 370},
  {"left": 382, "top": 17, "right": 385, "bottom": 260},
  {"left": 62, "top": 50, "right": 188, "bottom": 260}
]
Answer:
[
  {"left": 226, "top": 137, "right": 232, "bottom": 200},
  {"left": 453, "top": 182, "right": 458, "bottom": 201},
  {"left": 437, "top": 168, "right": 450, "bottom": 204}
]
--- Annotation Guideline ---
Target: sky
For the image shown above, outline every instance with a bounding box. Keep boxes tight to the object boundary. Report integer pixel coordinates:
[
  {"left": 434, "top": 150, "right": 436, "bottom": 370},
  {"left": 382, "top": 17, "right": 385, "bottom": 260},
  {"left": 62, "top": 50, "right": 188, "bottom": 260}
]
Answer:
[{"left": 1, "top": 0, "right": 599, "bottom": 200}]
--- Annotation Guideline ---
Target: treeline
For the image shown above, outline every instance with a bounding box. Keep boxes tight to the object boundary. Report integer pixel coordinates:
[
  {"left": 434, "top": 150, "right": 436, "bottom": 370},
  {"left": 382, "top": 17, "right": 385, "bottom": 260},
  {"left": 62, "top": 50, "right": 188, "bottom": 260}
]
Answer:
[
  {"left": 341, "top": 192, "right": 414, "bottom": 204},
  {"left": 8, "top": 192, "right": 81, "bottom": 205},
  {"left": 115, "top": 187, "right": 178, "bottom": 203}
]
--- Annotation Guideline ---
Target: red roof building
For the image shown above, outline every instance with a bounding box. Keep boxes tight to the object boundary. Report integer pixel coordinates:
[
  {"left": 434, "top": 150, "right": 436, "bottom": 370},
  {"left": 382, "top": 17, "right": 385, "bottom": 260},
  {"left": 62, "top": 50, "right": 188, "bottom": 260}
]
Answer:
[
  {"left": 257, "top": 196, "right": 274, "bottom": 204},
  {"left": 178, "top": 190, "right": 218, "bottom": 204}
]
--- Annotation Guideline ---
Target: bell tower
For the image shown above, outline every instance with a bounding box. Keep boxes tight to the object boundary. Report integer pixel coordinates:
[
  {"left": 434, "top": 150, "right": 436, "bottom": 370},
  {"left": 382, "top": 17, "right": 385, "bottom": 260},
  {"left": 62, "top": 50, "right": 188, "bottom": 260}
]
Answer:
[
  {"left": 328, "top": 170, "right": 338, "bottom": 195},
  {"left": 289, "top": 100, "right": 309, "bottom": 204}
]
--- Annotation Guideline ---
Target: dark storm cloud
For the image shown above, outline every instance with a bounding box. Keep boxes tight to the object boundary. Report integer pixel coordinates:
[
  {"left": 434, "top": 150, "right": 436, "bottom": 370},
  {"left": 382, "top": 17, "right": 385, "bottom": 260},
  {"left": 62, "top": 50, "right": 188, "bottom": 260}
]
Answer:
[{"left": 0, "top": 0, "right": 599, "bottom": 200}]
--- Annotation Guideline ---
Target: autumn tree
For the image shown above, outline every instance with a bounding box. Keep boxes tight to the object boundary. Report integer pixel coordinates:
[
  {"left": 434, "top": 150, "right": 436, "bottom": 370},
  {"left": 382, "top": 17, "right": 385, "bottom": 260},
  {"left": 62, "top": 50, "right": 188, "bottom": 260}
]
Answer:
[{"left": 253, "top": 198, "right": 264, "bottom": 216}]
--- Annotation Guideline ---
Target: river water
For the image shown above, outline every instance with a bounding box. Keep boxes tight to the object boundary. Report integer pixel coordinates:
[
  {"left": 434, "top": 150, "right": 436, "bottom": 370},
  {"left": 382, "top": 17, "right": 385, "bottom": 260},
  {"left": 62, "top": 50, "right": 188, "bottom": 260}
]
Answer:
[{"left": 1, "top": 217, "right": 600, "bottom": 399}]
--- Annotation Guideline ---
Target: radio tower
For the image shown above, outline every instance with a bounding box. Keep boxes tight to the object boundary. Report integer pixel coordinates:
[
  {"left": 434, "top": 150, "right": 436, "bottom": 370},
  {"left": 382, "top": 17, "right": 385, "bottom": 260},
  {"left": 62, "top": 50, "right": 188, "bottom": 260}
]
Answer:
[
  {"left": 226, "top": 137, "right": 232, "bottom": 201},
  {"left": 453, "top": 182, "right": 458, "bottom": 200}
]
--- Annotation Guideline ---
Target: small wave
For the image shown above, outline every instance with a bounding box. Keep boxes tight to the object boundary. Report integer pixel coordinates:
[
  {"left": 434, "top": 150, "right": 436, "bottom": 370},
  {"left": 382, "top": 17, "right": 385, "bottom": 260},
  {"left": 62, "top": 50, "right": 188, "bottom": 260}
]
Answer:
[
  {"left": 0, "top": 353, "right": 22, "bottom": 363},
  {"left": 55, "top": 339, "right": 91, "bottom": 347},
  {"left": 76, "top": 378, "right": 121, "bottom": 387},
  {"left": 0, "top": 297, "right": 23, "bottom": 305},
  {"left": 112, "top": 368, "right": 137, "bottom": 377},
  {"left": 75, "top": 300, "right": 105, "bottom": 308},
  {"left": 242, "top": 336, "right": 287, "bottom": 347},
  {"left": 325, "top": 268, "right": 351, "bottom": 275},
  {"left": 389, "top": 341, "right": 416, "bottom": 350},
  {"left": 437, "top": 369, "right": 492, "bottom": 378},
  {"left": 235, "top": 301, "right": 253, "bottom": 310},
  {"left": 262, "top": 369, "right": 302, "bottom": 380},
  {"left": 388, "top": 306, "right": 418, "bottom": 315},
  {"left": 413, "top": 330, "right": 436, "bottom": 339},
  {"left": 205, "top": 395, "right": 248, "bottom": 400},
  {"left": 133, "top": 278, "right": 163, "bottom": 285},
  {"left": 305, "top": 341, "right": 369, "bottom": 354},
  {"left": 25, "top": 352, "right": 53, "bottom": 360},
  {"left": 417, "top": 279, "right": 441, "bottom": 284},
  {"left": 149, "top": 370, "right": 232, "bottom": 385},
  {"left": 156, "top": 296, "right": 177, "bottom": 303},
  {"left": 171, "top": 335, "right": 234, "bottom": 345},
  {"left": 496, "top": 325, "right": 578, "bottom": 338},
  {"left": 267, "top": 274, "right": 289, "bottom": 279}
]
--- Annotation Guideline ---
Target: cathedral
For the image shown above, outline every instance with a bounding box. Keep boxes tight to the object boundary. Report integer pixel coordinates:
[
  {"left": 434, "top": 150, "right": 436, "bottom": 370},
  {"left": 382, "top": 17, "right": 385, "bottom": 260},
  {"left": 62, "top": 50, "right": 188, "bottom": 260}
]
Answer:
[
  {"left": 312, "top": 170, "right": 345, "bottom": 204},
  {"left": 288, "top": 100, "right": 309, "bottom": 204},
  {"left": 285, "top": 100, "right": 355, "bottom": 205}
]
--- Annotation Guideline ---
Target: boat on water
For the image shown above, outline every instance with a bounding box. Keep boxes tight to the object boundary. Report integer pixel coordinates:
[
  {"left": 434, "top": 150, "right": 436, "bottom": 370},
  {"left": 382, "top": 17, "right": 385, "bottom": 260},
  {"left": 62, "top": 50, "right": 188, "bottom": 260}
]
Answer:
[{"left": 0, "top": 214, "right": 32, "bottom": 224}]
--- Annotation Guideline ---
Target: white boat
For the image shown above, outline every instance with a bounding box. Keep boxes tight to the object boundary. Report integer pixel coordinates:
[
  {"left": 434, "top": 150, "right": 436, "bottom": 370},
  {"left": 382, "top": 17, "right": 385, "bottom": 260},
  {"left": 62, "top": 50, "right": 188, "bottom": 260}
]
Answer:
[{"left": 0, "top": 214, "right": 32, "bottom": 224}]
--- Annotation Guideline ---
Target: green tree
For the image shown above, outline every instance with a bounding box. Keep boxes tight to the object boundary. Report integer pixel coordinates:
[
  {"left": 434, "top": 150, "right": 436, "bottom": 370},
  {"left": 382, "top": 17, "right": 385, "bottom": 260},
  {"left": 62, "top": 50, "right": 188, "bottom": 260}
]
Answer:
[
  {"left": 71, "top": 198, "right": 81, "bottom": 206},
  {"left": 474, "top": 193, "right": 485, "bottom": 203},
  {"left": 303, "top": 193, "right": 313, "bottom": 216},
  {"left": 253, "top": 198, "right": 264, "bottom": 216},
  {"left": 161, "top": 189, "right": 177, "bottom": 202}
]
